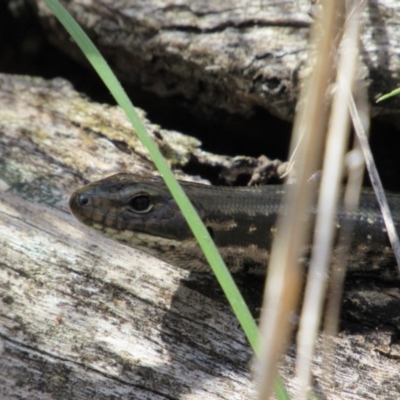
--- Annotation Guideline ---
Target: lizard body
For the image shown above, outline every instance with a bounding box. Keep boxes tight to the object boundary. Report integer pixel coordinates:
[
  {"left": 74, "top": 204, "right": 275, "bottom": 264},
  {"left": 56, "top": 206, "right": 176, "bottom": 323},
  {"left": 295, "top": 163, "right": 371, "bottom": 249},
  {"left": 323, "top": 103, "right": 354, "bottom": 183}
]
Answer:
[{"left": 69, "top": 173, "right": 400, "bottom": 278}]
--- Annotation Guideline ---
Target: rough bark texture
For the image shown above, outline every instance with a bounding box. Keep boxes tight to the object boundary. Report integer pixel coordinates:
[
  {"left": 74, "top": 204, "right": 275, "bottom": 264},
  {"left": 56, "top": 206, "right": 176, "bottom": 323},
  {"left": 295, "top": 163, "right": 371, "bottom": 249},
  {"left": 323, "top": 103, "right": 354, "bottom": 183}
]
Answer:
[
  {"left": 0, "top": 73, "right": 256, "bottom": 399},
  {"left": 1, "top": 74, "right": 400, "bottom": 399},
  {"left": 26, "top": 0, "right": 400, "bottom": 123}
]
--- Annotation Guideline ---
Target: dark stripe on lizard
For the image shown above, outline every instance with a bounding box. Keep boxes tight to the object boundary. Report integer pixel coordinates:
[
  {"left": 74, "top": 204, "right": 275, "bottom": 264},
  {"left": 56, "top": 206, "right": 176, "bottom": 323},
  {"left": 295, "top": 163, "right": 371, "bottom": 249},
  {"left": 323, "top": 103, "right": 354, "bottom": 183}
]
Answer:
[{"left": 69, "top": 173, "right": 400, "bottom": 279}]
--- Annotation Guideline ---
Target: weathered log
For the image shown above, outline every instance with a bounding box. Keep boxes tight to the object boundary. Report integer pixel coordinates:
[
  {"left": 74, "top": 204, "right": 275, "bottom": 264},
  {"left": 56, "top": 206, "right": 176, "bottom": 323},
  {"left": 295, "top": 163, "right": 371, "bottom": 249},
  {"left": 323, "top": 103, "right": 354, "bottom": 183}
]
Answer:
[
  {"left": 1, "top": 74, "right": 400, "bottom": 399},
  {"left": 0, "top": 73, "right": 255, "bottom": 399},
  {"left": 29, "top": 0, "right": 400, "bottom": 122}
]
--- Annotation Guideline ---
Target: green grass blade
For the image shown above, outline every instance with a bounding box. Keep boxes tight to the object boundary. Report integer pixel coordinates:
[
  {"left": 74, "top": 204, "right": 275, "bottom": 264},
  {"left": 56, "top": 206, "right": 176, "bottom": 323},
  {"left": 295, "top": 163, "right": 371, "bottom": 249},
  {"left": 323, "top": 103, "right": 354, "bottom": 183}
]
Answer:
[
  {"left": 43, "top": 1, "right": 289, "bottom": 398},
  {"left": 376, "top": 87, "right": 400, "bottom": 102}
]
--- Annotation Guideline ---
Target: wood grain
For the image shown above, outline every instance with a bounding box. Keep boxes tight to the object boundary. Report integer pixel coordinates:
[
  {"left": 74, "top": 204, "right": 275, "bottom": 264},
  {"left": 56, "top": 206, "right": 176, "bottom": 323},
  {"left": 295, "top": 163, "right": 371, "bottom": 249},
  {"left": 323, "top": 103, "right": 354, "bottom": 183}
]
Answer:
[{"left": 1, "top": 73, "right": 400, "bottom": 399}]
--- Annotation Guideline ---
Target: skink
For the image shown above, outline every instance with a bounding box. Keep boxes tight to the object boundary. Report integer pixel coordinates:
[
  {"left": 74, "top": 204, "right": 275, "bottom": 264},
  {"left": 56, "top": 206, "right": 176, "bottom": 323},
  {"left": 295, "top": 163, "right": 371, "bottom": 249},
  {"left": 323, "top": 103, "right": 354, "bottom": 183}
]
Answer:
[{"left": 69, "top": 173, "right": 400, "bottom": 279}]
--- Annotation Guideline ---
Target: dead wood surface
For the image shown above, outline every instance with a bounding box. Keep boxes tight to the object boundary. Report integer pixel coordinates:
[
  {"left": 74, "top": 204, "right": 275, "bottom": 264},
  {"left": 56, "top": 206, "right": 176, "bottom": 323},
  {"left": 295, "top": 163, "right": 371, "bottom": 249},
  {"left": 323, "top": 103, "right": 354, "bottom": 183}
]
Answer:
[
  {"left": 0, "top": 73, "right": 256, "bottom": 399},
  {"left": 1, "top": 74, "right": 400, "bottom": 399},
  {"left": 28, "top": 0, "right": 400, "bottom": 123}
]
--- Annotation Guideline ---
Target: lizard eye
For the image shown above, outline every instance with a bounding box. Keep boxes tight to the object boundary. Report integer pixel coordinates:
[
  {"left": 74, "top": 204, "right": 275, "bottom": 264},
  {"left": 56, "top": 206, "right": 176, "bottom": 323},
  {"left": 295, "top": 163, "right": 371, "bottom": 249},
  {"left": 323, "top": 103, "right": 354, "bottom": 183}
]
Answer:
[{"left": 128, "top": 194, "right": 153, "bottom": 213}]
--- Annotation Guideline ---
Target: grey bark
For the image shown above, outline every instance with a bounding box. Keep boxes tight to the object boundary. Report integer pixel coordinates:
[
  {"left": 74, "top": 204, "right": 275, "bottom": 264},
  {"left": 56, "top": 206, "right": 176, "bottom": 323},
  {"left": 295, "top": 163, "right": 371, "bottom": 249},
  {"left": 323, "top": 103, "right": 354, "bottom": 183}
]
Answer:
[
  {"left": 27, "top": 0, "right": 400, "bottom": 123},
  {"left": 1, "top": 74, "right": 400, "bottom": 399},
  {"left": 0, "top": 73, "right": 256, "bottom": 399}
]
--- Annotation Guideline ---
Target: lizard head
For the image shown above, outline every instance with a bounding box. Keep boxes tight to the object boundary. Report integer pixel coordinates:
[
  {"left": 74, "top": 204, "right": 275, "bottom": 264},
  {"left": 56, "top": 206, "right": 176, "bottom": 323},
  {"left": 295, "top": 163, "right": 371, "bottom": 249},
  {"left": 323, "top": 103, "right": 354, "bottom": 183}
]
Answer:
[{"left": 69, "top": 173, "right": 194, "bottom": 242}]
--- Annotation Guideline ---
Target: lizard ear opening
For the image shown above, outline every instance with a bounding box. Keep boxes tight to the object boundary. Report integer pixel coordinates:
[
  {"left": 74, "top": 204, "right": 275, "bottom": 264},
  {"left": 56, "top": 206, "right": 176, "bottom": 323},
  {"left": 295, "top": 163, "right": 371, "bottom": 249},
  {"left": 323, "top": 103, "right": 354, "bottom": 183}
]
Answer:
[{"left": 127, "top": 194, "right": 153, "bottom": 214}]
